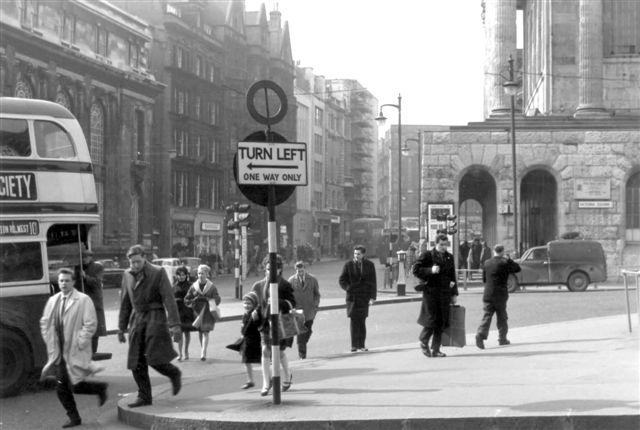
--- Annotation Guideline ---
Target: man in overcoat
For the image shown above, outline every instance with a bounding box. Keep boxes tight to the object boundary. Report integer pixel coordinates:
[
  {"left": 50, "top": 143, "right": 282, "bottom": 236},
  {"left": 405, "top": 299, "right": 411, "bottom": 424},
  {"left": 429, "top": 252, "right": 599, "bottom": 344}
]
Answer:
[
  {"left": 74, "top": 249, "right": 105, "bottom": 354},
  {"left": 288, "top": 260, "right": 321, "bottom": 359},
  {"left": 475, "top": 244, "right": 521, "bottom": 349},
  {"left": 118, "top": 245, "right": 182, "bottom": 408},
  {"left": 40, "top": 268, "right": 107, "bottom": 428},
  {"left": 339, "top": 245, "right": 377, "bottom": 352},
  {"left": 413, "top": 234, "right": 459, "bottom": 357}
]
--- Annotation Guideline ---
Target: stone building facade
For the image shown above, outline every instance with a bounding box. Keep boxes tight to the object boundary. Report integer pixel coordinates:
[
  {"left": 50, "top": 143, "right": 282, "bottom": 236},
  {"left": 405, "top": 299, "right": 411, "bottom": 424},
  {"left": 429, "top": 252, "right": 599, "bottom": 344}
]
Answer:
[
  {"left": 0, "top": 0, "right": 164, "bottom": 255},
  {"left": 418, "top": 0, "right": 639, "bottom": 278}
]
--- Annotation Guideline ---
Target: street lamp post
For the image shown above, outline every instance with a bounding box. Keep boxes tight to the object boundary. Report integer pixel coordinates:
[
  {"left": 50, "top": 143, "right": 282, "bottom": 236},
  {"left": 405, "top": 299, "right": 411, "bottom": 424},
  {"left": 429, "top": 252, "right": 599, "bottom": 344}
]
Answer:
[
  {"left": 503, "top": 55, "right": 520, "bottom": 256},
  {"left": 376, "top": 94, "right": 403, "bottom": 295},
  {"left": 402, "top": 131, "right": 422, "bottom": 239}
]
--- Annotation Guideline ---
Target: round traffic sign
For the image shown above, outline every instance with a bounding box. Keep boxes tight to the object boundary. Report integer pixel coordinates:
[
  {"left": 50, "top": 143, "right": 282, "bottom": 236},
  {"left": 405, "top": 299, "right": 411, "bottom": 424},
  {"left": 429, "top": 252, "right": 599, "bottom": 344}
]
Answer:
[
  {"left": 246, "top": 80, "right": 288, "bottom": 125},
  {"left": 233, "top": 131, "right": 296, "bottom": 207}
]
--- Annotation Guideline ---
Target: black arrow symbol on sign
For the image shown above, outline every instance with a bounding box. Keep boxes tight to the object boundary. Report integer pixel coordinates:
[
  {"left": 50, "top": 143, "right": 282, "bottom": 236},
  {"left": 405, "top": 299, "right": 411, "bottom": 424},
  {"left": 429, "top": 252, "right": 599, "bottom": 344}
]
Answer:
[{"left": 248, "top": 163, "right": 297, "bottom": 170}]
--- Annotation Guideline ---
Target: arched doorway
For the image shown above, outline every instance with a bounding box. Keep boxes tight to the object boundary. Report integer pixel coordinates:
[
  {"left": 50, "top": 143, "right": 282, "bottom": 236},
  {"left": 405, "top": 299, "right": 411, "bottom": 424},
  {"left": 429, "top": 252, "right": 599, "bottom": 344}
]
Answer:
[
  {"left": 459, "top": 168, "right": 497, "bottom": 247},
  {"left": 520, "top": 169, "right": 557, "bottom": 251}
]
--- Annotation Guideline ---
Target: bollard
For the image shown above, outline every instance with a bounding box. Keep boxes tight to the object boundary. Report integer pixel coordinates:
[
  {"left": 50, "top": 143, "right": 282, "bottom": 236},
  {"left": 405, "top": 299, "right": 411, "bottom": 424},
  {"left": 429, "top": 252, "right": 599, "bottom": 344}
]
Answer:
[{"left": 397, "top": 250, "right": 406, "bottom": 296}]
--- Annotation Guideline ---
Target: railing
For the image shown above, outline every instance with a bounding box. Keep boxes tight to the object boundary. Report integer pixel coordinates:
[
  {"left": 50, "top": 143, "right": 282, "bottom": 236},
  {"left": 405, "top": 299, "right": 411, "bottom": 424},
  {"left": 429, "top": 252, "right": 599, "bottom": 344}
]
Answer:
[
  {"left": 456, "top": 269, "right": 483, "bottom": 290},
  {"left": 621, "top": 270, "right": 640, "bottom": 333}
]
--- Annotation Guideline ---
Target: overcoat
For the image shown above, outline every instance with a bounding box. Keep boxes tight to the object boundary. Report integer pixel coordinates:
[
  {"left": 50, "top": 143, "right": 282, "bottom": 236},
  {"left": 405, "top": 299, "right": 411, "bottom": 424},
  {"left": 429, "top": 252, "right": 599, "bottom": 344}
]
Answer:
[
  {"left": 118, "top": 261, "right": 180, "bottom": 369},
  {"left": 413, "top": 248, "right": 459, "bottom": 327},
  {"left": 288, "top": 272, "right": 321, "bottom": 321},
  {"left": 184, "top": 279, "right": 221, "bottom": 332},
  {"left": 338, "top": 258, "right": 377, "bottom": 319},
  {"left": 75, "top": 260, "right": 106, "bottom": 336},
  {"left": 251, "top": 276, "right": 296, "bottom": 349},
  {"left": 40, "top": 289, "right": 100, "bottom": 385}
]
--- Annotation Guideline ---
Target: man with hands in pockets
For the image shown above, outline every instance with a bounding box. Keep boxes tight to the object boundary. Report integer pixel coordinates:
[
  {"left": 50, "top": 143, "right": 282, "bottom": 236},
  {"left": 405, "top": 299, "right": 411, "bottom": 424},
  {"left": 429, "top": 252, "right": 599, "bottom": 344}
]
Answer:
[{"left": 413, "top": 234, "right": 459, "bottom": 357}]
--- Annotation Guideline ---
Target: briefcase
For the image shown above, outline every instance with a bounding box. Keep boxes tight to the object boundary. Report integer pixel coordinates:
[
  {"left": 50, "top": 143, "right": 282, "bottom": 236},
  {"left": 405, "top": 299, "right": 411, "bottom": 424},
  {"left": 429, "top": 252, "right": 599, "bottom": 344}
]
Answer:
[{"left": 441, "top": 305, "right": 466, "bottom": 347}]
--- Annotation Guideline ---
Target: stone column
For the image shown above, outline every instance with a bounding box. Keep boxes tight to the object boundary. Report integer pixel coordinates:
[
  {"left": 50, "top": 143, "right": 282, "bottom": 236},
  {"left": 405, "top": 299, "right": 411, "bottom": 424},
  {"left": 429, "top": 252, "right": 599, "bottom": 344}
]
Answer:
[
  {"left": 485, "top": 0, "right": 518, "bottom": 118},
  {"left": 574, "top": 0, "right": 609, "bottom": 117}
]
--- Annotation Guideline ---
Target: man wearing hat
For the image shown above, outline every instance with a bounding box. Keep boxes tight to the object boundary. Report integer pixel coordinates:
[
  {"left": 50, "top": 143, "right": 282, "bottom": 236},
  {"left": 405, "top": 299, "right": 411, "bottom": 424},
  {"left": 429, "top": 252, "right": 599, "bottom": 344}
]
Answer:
[
  {"left": 475, "top": 244, "right": 521, "bottom": 349},
  {"left": 74, "top": 249, "right": 105, "bottom": 354},
  {"left": 288, "top": 261, "right": 321, "bottom": 359}
]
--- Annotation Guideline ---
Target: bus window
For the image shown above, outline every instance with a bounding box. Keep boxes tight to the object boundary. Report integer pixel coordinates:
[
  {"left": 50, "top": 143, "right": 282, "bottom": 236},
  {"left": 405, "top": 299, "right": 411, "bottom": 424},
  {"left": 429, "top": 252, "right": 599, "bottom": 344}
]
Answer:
[
  {"left": 0, "top": 118, "right": 31, "bottom": 157},
  {"left": 34, "top": 120, "right": 75, "bottom": 159},
  {"left": 0, "top": 242, "right": 43, "bottom": 283}
]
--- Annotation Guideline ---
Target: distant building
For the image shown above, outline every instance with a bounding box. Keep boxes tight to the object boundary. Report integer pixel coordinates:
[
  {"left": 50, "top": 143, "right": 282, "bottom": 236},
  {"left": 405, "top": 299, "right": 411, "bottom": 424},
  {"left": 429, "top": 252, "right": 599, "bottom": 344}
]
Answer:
[{"left": 417, "top": 0, "right": 639, "bottom": 277}]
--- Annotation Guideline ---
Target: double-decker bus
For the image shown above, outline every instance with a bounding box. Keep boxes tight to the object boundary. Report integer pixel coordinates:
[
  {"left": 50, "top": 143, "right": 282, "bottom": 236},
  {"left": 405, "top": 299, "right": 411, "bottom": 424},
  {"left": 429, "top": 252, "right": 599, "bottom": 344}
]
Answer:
[
  {"left": 0, "top": 98, "right": 100, "bottom": 396},
  {"left": 350, "top": 217, "right": 385, "bottom": 259}
]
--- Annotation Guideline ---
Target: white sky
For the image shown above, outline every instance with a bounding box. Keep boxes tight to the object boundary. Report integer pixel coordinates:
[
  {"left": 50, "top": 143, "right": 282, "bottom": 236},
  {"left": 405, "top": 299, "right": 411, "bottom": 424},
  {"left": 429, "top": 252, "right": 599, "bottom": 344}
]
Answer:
[{"left": 245, "top": 0, "right": 487, "bottom": 125}]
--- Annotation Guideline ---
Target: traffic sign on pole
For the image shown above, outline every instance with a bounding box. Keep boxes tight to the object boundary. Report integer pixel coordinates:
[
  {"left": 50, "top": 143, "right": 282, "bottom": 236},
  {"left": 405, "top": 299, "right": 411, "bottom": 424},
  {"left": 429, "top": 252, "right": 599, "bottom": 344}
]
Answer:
[{"left": 237, "top": 141, "right": 308, "bottom": 186}]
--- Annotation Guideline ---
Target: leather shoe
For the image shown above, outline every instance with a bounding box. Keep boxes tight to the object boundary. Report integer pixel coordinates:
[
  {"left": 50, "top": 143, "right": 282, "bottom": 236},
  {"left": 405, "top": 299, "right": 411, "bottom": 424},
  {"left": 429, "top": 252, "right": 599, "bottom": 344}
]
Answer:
[
  {"left": 421, "top": 348, "right": 432, "bottom": 357},
  {"left": 127, "top": 398, "right": 151, "bottom": 408},
  {"left": 499, "top": 339, "right": 511, "bottom": 346},
  {"left": 282, "top": 373, "right": 293, "bottom": 392},
  {"left": 241, "top": 381, "right": 255, "bottom": 390},
  {"left": 97, "top": 383, "right": 108, "bottom": 407},
  {"left": 62, "top": 418, "right": 81, "bottom": 428},
  {"left": 260, "top": 381, "right": 272, "bottom": 397},
  {"left": 350, "top": 347, "right": 357, "bottom": 353},
  {"left": 431, "top": 350, "right": 447, "bottom": 357},
  {"left": 171, "top": 369, "right": 182, "bottom": 396},
  {"left": 475, "top": 334, "right": 485, "bottom": 350}
]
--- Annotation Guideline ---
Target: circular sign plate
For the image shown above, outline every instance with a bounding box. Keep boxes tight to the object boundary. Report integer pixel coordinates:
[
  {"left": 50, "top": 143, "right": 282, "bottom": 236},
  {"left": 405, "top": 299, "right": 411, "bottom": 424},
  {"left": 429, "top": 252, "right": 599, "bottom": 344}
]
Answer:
[{"left": 246, "top": 80, "right": 288, "bottom": 126}]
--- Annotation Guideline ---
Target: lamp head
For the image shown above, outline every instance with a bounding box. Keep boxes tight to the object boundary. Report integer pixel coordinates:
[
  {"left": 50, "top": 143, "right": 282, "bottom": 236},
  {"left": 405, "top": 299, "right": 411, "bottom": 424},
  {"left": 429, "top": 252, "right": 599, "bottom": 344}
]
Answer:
[
  {"left": 503, "top": 80, "right": 519, "bottom": 96},
  {"left": 375, "top": 112, "right": 387, "bottom": 126}
]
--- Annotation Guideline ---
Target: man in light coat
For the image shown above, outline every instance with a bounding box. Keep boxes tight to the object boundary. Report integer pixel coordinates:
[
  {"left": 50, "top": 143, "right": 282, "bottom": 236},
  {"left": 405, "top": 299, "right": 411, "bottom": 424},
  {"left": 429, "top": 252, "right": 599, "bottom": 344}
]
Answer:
[
  {"left": 288, "top": 261, "right": 321, "bottom": 359},
  {"left": 40, "top": 268, "right": 108, "bottom": 428},
  {"left": 118, "top": 244, "right": 182, "bottom": 408}
]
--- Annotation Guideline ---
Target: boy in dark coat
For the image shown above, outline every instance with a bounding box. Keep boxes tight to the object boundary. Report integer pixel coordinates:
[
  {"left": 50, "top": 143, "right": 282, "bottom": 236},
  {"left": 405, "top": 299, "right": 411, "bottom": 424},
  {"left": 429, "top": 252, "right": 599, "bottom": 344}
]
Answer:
[
  {"left": 475, "top": 244, "right": 521, "bottom": 349},
  {"left": 338, "top": 245, "right": 377, "bottom": 352}
]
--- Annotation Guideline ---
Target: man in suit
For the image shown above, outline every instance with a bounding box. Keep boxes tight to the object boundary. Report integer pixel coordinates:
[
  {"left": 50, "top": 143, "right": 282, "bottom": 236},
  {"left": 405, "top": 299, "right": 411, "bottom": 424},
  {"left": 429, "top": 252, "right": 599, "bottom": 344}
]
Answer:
[
  {"left": 475, "top": 244, "right": 521, "bottom": 349},
  {"left": 413, "top": 234, "right": 459, "bottom": 358},
  {"left": 288, "top": 260, "right": 321, "bottom": 359},
  {"left": 40, "top": 268, "right": 108, "bottom": 428},
  {"left": 339, "top": 245, "right": 377, "bottom": 352},
  {"left": 118, "top": 244, "right": 182, "bottom": 408}
]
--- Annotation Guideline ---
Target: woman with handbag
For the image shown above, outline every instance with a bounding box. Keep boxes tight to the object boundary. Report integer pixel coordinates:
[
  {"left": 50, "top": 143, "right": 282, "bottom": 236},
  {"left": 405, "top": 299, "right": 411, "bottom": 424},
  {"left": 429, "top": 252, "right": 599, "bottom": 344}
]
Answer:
[
  {"left": 250, "top": 255, "right": 296, "bottom": 396},
  {"left": 184, "top": 264, "right": 221, "bottom": 361},
  {"left": 173, "top": 266, "right": 195, "bottom": 361}
]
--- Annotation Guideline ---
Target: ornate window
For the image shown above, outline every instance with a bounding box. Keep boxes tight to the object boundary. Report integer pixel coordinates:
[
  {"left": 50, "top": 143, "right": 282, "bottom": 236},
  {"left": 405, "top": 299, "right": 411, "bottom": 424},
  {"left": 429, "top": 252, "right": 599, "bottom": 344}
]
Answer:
[
  {"left": 55, "top": 89, "right": 71, "bottom": 110},
  {"left": 89, "top": 103, "right": 104, "bottom": 165},
  {"left": 14, "top": 78, "right": 33, "bottom": 98}
]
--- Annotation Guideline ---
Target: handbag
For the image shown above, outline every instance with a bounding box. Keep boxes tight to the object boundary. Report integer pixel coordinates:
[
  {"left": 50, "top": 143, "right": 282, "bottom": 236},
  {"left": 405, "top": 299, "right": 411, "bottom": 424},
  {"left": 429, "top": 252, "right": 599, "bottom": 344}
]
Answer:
[
  {"left": 209, "top": 300, "right": 222, "bottom": 322},
  {"left": 278, "top": 309, "right": 308, "bottom": 339}
]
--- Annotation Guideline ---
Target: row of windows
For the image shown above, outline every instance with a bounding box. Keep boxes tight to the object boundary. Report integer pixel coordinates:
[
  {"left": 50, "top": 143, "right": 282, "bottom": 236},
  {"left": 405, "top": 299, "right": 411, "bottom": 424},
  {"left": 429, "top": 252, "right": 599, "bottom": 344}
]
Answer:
[
  {"left": 173, "top": 46, "right": 217, "bottom": 82},
  {"left": 173, "top": 88, "right": 218, "bottom": 125},
  {"left": 172, "top": 171, "right": 219, "bottom": 210},
  {"left": 173, "top": 129, "right": 218, "bottom": 162}
]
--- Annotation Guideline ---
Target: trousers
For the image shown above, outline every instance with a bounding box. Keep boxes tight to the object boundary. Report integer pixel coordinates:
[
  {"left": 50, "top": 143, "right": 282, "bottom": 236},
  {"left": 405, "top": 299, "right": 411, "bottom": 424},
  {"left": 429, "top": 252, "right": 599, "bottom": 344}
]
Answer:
[
  {"left": 56, "top": 359, "right": 106, "bottom": 420},
  {"left": 350, "top": 317, "right": 367, "bottom": 349},
  {"left": 477, "top": 299, "right": 509, "bottom": 340},
  {"left": 131, "top": 355, "right": 180, "bottom": 402}
]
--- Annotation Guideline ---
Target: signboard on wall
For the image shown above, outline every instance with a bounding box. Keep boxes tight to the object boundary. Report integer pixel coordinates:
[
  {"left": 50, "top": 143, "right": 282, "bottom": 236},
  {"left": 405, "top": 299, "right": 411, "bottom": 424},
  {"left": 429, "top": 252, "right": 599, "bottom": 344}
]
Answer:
[
  {"left": 575, "top": 178, "right": 610, "bottom": 199},
  {"left": 426, "top": 203, "right": 454, "bottom": 247}
]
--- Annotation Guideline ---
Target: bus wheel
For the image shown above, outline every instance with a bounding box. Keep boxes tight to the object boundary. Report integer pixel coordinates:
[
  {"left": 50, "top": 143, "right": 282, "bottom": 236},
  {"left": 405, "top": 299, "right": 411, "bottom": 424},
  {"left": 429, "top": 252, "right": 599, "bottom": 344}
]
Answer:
[
  {"left": 0, "top": 328, "right": 31, "bottom": 397},
  {"left": 507, "top": 274, "right": 519, "bottom": 293},
  {"left": 567, "top": 271, "right": 590, "bottom": 292}
]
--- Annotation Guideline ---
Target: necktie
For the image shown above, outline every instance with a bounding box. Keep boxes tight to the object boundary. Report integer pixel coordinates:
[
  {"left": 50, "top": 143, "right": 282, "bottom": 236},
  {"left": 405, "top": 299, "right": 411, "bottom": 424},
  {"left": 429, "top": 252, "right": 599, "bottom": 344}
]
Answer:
[
  {"left": 299, "top": 276, "right": 304, "bottom": 287},
  {"left": 57, "top": 296, "right": 67, "bottom": 359}
]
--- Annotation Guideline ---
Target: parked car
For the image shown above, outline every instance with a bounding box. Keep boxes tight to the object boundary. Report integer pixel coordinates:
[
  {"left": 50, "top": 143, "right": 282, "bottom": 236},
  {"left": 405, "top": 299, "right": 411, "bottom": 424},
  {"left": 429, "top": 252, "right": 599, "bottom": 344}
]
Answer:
[
  {"left": 180, "top": 257, "right": 201, "bottom": 278},
  {"left": 96, "top": 258, "right": 125, "bottom": 289},
  {"left": 507, "top": 240, "right": 607, "bottom": 292},
  {"left": 152, "top": 258, "right": 186, "bottom": 283}
]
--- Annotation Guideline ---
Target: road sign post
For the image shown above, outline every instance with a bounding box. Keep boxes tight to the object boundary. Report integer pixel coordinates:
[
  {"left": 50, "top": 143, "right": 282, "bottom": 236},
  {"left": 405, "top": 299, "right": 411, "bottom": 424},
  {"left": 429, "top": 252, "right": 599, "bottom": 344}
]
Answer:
[{"left": 233, "top": 80, "right": 307, "bottom": 405}]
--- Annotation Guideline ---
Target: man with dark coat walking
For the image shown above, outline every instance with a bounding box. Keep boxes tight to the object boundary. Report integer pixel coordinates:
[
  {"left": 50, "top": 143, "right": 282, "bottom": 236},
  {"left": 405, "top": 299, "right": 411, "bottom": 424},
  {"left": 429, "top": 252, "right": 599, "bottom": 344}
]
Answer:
[
  {"left": 475, "top": 244, "right": 521, "bottom": 349},
  {"left": 413, "top": 234, "right": 459, "bottom": 357},
  {"left": 74, "top": 249, "right": 105, "bottom": 354},
  {"left": 339, "top": 245, "right": 377, "bottom": 352},
  {"left": 118, "top": 245, "right": 182, "bottom": 408}
]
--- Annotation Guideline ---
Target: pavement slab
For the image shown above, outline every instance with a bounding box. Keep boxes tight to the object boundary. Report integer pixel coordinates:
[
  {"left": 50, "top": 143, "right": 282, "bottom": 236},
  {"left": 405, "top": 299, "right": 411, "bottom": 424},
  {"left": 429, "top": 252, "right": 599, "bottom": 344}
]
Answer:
[{"left": 117, "top": 315, "right": 639, "bottom": 430}]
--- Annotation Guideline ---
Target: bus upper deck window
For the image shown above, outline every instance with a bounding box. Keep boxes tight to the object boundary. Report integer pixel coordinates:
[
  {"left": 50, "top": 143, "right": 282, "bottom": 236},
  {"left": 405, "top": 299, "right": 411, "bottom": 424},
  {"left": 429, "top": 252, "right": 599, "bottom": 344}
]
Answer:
[
  {"left": 0, "top": 118, "right": 31, "bottom": 157},
  {"left": 34, "top": 121, "right": 75, "bottom": 159}
]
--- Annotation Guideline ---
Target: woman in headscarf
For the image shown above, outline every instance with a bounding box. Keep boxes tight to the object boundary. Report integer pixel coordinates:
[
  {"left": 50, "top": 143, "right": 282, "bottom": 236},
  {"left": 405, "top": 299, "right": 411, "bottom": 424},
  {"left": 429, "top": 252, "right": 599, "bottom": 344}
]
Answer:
[{"left": 184, "top": 264, "right": 221, "bottom": 361}]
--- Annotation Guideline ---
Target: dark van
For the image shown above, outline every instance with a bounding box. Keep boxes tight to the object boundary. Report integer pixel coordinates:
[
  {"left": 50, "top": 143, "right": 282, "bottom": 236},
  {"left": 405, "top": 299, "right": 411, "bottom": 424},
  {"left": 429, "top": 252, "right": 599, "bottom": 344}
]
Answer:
[{"left": 507, "top": 240, "right": 607, "bottom": 292}]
